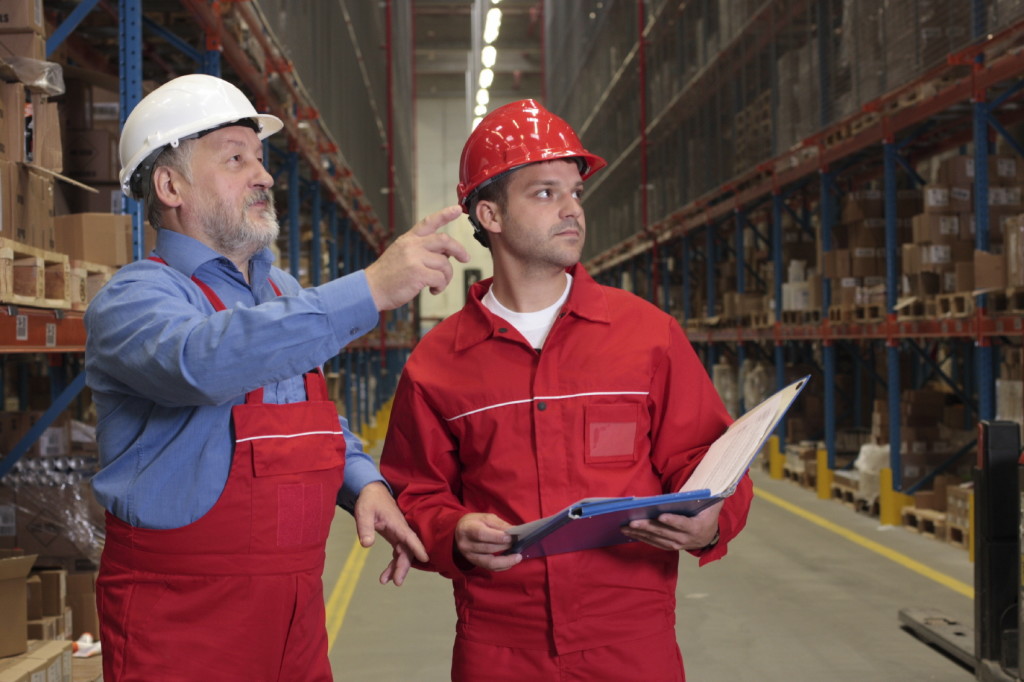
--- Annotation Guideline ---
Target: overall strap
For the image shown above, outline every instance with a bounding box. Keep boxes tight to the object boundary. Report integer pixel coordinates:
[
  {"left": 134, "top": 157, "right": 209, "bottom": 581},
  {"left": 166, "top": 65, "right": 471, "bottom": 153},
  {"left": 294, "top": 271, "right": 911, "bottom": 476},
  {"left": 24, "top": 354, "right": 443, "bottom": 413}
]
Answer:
[{"left": 149, "top": 257, "right": 317, "bottom": 405}]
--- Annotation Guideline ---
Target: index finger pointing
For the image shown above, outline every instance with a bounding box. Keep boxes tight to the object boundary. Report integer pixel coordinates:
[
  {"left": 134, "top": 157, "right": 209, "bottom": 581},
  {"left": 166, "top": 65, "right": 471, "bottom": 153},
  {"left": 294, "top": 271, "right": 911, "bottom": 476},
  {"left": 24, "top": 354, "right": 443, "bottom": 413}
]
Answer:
[{"left": 412, "top": 204, "right": 463, "bottom": 237}]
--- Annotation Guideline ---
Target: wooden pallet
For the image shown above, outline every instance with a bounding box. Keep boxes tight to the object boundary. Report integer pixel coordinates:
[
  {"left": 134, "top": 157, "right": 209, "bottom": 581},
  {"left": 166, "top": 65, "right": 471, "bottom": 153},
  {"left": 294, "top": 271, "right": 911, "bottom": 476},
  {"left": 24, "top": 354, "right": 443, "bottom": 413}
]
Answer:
[
  {"left": 946, "top": 523, "right": 969, "bottom": 551},
  {"left": 69, "top": 260, "right": 115, "bottom": 311},
  {"left": 854, "top": 495, "right": 879, "bottom": 517},
  {"left": 901, "top": 506, "right": 947, "bottom": 540},
  {"left": 855, "top": 304, "right": 883, "bottom": 322},
  {"left": 0, "top": 238, "right": 71, "bottom": 310},
  {"left": 828, "top": 305, "right": 856, "bottom": 324},
  {"left": 937, "top": 292, "right": 973, "bottom": 317},
  {"left": 831, "top": 476, "right": 858, "bottom": 507},
  {"left": 849, "top": 111, "right": 880, "bottom": 136}
]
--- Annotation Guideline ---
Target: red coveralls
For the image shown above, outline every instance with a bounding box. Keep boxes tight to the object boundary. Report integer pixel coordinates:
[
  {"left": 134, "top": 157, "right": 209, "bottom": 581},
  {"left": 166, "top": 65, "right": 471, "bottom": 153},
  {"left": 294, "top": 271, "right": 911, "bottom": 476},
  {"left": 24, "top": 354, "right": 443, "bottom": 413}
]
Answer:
[
  {"left": 381, "top": 264, "right": 754, "bottom": 681},
  {"left": 97, "top": 272, "right": 345, "bottom": 682}
]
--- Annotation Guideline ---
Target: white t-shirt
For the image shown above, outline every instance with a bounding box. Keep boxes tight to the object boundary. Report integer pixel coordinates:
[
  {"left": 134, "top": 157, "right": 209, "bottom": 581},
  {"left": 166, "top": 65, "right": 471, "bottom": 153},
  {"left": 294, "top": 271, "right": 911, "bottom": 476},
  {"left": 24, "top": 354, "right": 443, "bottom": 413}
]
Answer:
[{"left": 482, "top": 273, "right": 573, "bottom": 350}]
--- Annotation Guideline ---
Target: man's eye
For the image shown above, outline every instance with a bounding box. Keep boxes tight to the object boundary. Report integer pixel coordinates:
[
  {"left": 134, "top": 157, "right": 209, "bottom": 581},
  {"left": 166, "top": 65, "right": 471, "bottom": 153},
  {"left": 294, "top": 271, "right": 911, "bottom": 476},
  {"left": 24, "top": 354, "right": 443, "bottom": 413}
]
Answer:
[{"left": 537, "top": 189, "right": 551, "bottom": 198}]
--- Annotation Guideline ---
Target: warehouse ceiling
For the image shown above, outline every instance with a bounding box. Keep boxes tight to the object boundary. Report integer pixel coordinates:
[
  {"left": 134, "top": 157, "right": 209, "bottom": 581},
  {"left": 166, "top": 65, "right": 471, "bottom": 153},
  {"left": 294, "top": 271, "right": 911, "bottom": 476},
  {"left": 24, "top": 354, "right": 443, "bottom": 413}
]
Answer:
[
  {"left": 414, "top": 0, "right": 544, "bottom": 100},
  {"left": 44, "top": 1, "right": 544, "bottom": 101}
]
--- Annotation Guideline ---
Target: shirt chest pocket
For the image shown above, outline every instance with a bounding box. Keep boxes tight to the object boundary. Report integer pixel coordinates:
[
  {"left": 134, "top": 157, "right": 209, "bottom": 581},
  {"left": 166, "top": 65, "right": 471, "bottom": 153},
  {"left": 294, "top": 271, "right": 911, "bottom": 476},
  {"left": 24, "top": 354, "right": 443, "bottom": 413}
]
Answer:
[{"left": 584, "top": 403, "right": 641, "bottom": 465}]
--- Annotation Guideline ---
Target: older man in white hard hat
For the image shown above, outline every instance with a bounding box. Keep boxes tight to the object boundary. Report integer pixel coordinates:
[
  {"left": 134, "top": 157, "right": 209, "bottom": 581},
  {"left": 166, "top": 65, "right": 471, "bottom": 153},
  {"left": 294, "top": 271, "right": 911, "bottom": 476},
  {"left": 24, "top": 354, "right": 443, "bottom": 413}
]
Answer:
[{"left": 85, "top": 74, "right": 468, "bottom": 682}]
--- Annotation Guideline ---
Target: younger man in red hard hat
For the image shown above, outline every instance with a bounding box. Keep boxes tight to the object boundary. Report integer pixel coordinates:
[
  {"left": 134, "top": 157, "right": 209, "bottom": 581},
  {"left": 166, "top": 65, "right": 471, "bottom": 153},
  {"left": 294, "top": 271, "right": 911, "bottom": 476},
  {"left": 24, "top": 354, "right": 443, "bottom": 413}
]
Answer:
[{"left": 381, "top": 100, "right": 753, "bottom": 681}]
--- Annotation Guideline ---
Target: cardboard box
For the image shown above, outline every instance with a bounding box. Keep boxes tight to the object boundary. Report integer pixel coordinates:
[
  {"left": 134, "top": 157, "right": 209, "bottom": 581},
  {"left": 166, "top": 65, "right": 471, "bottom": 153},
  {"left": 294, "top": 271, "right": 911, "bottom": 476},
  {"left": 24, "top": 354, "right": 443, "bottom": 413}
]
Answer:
[
  {"left": 0, "top": 554, "right": 37, "bottom": 657},
  {"left": 27, "top": 640, "right": 73, "bottom": 682},
  {"left": 63, "top": 130, "right": 117, "bottom": 183},
  {"left": 56, "top": 181, "right": 123, "bottom": 216},
  {"left": 35, "top": 569, "right": 65, "bottom": 618},
  {"left": 911, "top": 213, "right": 960, "bottom": 244},
  {"left": 0, "top": 0, "right": 44, "bottom": 35},
  {"left": 28, "top": 640, "right": 72, "bottom": 682},
  {"left": 53, "top": 213, "right": 130, "bottom": 266},
  {"left": 974, "top": 249, "right": 1007, "bottom": 290},
  {"left": 25, "top": 574, "right": 42, "bottom": 620},
  {"left": 25, "top": 169, "right": 54, "bottom": 250},
  {"left": 0, "top": 30, "right": 44, "bottom": 60},
  {"left": 0, "top": 82, "right": 26, "bottom": 163},
  {"left": 66, "top": 571, "right": 97, "bottom": 640},
  {"left": 26, "top": 94, "right": 60, "bottom": 173},
  {"left": 25, "top": 615, "right": 59, "bottom": 641}
]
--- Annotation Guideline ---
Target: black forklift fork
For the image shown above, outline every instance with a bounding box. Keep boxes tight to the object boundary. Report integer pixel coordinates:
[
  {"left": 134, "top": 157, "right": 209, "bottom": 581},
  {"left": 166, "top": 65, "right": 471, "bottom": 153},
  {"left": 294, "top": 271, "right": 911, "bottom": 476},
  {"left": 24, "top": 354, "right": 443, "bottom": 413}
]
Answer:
[{"left": 899, "top": 420, "right": 1021, "bottom": 681}]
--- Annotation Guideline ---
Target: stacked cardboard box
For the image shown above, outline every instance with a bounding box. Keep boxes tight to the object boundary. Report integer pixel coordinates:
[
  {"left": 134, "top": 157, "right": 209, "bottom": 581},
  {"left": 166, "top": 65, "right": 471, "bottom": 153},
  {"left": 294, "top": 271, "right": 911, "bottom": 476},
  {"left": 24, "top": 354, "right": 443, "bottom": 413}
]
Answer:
[
  {"left": 827, "top": 189, "right": 919, "bottom": 309},
  {"left": 905, "top": 154, "right": 1024, "bottom": 295}
]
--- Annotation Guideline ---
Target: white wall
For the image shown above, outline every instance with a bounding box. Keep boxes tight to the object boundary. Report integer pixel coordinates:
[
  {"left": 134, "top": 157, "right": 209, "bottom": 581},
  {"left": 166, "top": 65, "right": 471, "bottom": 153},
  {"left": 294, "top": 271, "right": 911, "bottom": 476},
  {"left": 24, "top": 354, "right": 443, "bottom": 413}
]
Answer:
[{"left": 414, "top": 98, "right": 497, "bottom": 333}]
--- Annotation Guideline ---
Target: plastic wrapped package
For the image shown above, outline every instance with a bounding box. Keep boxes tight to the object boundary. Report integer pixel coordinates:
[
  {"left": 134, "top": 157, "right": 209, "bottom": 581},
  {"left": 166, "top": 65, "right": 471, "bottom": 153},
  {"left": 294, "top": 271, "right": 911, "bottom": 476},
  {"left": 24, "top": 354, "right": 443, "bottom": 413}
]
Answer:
[
  {"left": 0, "top": 470, "right": 104, "bottom": 568},
  {"left": 0, "top": 421, "right": 103, "bottom": 567},
  {"left": 1, "top": 56, "right": 65, "bottom": 95}
]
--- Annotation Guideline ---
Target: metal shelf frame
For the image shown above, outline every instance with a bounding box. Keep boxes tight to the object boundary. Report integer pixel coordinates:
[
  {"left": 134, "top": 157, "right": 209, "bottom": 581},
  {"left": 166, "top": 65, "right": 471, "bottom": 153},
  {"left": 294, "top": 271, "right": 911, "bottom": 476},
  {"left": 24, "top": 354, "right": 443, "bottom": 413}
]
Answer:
[
  {"left": 1, "top": 1, "right": 414, "bottom": 480},
  {"left": 562, "top": 2, "right": 1024, "bottom": 510}
]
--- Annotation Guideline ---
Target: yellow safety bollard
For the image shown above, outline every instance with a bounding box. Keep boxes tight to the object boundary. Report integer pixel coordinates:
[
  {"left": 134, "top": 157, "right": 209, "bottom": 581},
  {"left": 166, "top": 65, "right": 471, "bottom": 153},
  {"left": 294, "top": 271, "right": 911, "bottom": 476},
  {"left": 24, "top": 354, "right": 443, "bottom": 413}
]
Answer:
[
  {"left": 878, "top": 467, "right": 914, "bottom": 526},
  {"left": 768, "top": 435, "right": 784, "bottom": 479},
  {"left": 816, "top": 447, "right": 833, "bottom": 500}
]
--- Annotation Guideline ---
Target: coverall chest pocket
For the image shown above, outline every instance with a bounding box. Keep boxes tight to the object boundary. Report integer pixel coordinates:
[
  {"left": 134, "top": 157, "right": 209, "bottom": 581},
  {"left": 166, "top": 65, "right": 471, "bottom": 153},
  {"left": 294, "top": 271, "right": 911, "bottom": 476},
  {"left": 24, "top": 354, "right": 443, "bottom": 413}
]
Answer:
[
  {"left": 583, "top": 403, "right": 641, "bottom": 466},
  {"left": 249, "top": 434, "right": 345, "bottom": 549}
]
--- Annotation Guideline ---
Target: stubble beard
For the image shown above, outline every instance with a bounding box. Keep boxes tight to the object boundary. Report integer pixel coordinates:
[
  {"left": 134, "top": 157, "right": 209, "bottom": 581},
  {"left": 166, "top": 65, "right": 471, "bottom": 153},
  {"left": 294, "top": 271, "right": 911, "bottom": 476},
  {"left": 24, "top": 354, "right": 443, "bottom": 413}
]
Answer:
[{"left": 202, "top": 189, "right": 280, "bottom": 259}]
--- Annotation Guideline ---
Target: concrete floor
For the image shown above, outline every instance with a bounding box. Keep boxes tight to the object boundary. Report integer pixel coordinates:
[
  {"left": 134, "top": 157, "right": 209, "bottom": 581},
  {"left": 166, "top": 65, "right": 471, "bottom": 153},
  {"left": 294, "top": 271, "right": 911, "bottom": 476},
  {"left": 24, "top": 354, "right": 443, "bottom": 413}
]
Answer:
[{"left": 325, "top": 466, "right": 976, "bottom": 681}]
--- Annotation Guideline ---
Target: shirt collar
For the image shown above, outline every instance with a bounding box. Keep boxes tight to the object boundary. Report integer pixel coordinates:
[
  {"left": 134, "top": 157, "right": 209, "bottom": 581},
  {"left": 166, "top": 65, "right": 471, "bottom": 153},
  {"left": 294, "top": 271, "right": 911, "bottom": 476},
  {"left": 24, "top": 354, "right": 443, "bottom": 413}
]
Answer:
[
  {"left": 154, "top": 228, "right": 275, "bottom": 284},
  {"left": 454, "top": 263, "right": 609, "bottom": 351}
]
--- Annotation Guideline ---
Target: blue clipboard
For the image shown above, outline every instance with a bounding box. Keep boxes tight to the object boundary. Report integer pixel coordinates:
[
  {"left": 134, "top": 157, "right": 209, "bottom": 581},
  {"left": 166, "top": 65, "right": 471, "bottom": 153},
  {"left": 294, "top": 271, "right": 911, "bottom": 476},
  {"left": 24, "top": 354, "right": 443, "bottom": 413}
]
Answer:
[{"left": 504, "top": 375, "right": 810, "bottom": 560}]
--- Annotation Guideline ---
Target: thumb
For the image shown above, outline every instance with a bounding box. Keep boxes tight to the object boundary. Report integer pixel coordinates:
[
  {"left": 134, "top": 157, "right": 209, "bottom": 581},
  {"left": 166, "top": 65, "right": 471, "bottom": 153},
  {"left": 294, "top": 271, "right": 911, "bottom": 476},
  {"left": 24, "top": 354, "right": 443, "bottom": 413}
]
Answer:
[
  {"left": 411, "top": 204, "right": 463, "bottom": 236},
  {"left": 354, "top": 509, "right": 376, "bottom": 548}
]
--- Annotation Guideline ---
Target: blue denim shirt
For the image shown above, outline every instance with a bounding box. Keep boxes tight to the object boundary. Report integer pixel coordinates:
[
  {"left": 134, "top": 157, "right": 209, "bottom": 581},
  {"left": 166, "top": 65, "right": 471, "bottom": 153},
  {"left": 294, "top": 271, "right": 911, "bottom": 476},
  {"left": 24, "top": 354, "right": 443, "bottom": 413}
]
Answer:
[{"left": 85, "top": 228, "right": 385, "bottom": 529}]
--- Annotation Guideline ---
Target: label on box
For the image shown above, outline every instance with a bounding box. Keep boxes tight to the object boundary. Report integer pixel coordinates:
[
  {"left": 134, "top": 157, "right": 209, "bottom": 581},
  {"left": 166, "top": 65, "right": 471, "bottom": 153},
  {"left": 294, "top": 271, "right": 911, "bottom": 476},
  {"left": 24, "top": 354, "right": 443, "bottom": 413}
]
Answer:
[
  {"left": 925, "top": 187, "right": 949, "bottom": 208},
  {"left": 997, "top": 157, "right": 1017, "bottom": 178},
  {"left": 939, "top": 215, "right": 959, "bottom": 236},
  {"left": 950, "top": 186, "right": 971, "bottom": 202}
]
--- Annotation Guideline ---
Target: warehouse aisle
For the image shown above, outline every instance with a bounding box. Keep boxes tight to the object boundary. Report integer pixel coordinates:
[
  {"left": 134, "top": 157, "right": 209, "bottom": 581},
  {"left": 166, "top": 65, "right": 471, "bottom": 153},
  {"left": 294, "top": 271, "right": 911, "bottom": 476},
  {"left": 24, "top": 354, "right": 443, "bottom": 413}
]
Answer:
[{"left": 325, "top": 466, "right": 974, "bottom": 681}]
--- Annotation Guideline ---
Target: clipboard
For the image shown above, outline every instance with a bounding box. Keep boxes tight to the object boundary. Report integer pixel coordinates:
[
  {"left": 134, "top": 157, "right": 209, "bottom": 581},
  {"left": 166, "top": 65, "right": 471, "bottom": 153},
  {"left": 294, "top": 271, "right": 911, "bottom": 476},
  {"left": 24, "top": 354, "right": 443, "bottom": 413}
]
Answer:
[{"left": 505, "top": 375, "right": 810, "bottom": 559}]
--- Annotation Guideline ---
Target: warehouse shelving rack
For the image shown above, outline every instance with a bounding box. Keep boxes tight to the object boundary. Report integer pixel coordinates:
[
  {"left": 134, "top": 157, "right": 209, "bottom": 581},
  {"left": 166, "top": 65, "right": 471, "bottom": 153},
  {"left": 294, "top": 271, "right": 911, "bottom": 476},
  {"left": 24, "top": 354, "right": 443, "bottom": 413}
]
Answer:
[
  {"left": 0, "top": 0, "right": 413, "bottom": 478},
  {"left": 548, "top": 0, "right": 1024, "bottom": 523}
]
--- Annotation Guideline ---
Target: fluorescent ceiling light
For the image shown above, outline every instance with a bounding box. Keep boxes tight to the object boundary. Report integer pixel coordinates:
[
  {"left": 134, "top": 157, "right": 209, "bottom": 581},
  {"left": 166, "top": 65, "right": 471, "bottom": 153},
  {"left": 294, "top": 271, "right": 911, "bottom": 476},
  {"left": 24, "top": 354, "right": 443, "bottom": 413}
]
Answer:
[
  {"left": 474, "top": 104, "right": 487, "bottom": 116},
  {"left": 476, "top": 88, "right": 490, "bottom": 105},
  {"left": 479, "top": 68, "right": 494, "bottom": 89},
  {"left": 482, "top": 45, "right": 497, "bottom": 69},
  {"left": 483, "top": 8, "right": 502, "bottom": 44},
  {"left": 472, "top": 116, "right": 483, "bottom": 129}
]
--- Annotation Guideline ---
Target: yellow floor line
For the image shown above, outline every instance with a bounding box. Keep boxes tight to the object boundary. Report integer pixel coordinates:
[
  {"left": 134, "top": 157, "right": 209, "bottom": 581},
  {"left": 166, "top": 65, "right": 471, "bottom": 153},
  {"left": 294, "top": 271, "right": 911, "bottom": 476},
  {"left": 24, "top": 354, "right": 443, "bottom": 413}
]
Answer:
[
  {"left": 325, "top": 538, "right": 371, "bottom": 650},
  {"left": 755, "top": 487, "right": 974, "bottom": 599}
]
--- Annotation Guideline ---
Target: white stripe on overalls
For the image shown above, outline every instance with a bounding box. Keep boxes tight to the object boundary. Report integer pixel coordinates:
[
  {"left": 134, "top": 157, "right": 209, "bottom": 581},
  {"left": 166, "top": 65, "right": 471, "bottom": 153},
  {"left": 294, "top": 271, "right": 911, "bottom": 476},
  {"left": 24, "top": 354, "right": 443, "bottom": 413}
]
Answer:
[
  {"left": 235, "top": 429, "right": 344, "bottom": 443},
  {"left": 445, "top": 391, "right": 649, "bottom": 422}
]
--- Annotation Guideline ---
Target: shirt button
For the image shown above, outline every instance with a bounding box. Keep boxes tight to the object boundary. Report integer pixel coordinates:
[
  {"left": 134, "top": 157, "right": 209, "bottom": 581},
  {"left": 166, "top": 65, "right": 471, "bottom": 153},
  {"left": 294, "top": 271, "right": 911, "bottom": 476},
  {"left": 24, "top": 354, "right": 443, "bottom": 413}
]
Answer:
[
  {"left": 537, "top": 402, "right": 547, "bottom": 411},
  {"left": 349, "top": 327, "right": 360, "bottom": 335},
  {"left": 498, "top": 327, "right": 508, "bottom": 333}
]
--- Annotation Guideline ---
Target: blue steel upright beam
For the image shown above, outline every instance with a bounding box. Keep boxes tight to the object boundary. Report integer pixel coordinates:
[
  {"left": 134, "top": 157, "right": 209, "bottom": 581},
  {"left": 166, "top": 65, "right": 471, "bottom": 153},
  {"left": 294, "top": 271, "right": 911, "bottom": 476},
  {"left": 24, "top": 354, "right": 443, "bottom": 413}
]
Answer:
[
  {"left": 47, "top": 0, "right": 103, "bottom": 57},
  {"left": 119, "top": 0, "right": 144, "bottom": 261},
  {"left": 883, "top": 141, "right": 903, "bottom": 489},
  {"left": 820, "top": 169, "right": 837, "bottom": 467},
  {"left": 311, "top": 183, "right": 322, "bottom": 286},
  {"left": 974, "top": 92, "right": 995, "bottom": 422}
]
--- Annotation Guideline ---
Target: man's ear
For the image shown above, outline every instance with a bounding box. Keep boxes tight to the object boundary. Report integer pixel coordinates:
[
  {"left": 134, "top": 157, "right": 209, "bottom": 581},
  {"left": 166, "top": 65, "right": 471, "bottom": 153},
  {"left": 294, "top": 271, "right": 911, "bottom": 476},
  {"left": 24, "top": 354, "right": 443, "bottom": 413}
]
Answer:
[
  {"left": 152, "top": 166, "right": 185, "bottom": 208},
  {"left": 475, "top": 200, "right": 502, "bottom": 236}
]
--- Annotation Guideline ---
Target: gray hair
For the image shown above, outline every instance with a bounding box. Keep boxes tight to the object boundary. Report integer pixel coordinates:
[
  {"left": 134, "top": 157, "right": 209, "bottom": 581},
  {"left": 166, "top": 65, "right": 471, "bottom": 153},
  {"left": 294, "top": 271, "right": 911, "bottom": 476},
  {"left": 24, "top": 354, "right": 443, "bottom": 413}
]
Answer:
[{"left": 140, "top": 140, "right": 196, "bottom": 230}]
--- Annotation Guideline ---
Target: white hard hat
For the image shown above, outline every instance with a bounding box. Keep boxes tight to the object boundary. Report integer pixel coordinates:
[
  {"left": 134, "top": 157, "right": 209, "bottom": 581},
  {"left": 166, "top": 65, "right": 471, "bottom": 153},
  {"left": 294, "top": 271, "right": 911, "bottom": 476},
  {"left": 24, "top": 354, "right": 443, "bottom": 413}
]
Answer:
[{"left": 118, "top": 74, "right": 283, "bottom": 198}]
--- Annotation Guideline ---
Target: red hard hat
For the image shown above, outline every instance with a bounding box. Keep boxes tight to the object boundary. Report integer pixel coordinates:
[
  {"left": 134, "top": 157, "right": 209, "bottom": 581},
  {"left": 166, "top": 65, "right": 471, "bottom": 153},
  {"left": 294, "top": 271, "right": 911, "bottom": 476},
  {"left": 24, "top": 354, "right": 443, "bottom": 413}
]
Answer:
[{"left": 457, "top": 99, "right": 606, "bottom": 210}]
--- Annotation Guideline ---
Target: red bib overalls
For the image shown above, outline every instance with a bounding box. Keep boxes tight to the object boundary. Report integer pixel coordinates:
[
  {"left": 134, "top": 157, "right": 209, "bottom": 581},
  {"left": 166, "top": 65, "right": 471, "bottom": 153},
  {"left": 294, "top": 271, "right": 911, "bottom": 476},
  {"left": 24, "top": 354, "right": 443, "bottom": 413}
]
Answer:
[{"left": 97, "top": 267, "right": 345, "bottom": 681}]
